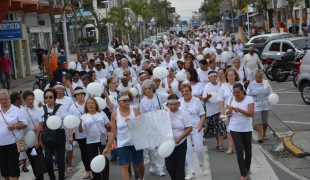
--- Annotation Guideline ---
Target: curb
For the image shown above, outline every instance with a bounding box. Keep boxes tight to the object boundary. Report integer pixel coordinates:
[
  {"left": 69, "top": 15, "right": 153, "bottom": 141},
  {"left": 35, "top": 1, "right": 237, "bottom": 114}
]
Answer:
[{"left": 283, "top": 133, "right": 305, "bottom": 158}]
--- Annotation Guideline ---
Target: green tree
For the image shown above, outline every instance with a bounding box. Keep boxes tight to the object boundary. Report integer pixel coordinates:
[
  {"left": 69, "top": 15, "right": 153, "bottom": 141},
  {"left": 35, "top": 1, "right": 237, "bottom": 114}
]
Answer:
[{"left": 200, "top": 0, "right": 221, "bottom": 25}]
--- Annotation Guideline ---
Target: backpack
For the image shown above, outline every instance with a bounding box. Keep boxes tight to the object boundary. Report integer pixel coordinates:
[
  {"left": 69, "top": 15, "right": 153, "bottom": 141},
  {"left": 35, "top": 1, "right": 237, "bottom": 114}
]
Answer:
[{"left": 41, "top": 104, "right": 65, "bottom": 146}]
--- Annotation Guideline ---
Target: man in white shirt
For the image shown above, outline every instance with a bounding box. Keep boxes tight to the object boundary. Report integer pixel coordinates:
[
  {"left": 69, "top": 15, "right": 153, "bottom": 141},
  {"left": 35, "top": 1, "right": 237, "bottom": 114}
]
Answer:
[
  {"left": 243, "top": 47, "right": 263, "bottom": 81},
  {"left": 94, "top": 60, "right": 110, "bottom": 80}
]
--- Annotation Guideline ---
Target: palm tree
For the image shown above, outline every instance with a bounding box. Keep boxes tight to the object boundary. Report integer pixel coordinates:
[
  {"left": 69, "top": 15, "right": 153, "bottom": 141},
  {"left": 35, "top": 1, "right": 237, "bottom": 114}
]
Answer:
[{"left": 108, "top": 4, "right": 126, "bottom": 44}]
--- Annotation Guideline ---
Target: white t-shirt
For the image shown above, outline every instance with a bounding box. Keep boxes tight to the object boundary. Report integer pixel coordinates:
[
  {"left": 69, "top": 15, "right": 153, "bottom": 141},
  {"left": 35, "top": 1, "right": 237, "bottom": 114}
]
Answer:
[
  {"left": 56, "top": 96, "right": 74, "bottom": 111},
  {"left": 217, "top": 82, "right": 234, "bottom": 105},
  {"left": 0, "top": 105, "right": 28, "bottom": 146},
  {"left": 113, "top": 67, "right": 137, "bottom": 79},
  {"left": 20, "top": 106, "right": 43, "bottom": 134},
  {"left": 246, "top": 81, "right": 272, "bottom": 111},
  {"left": 139, "top": 93, "right": 168, "bottom": 113},
  {"left": 73, "top": 80, "right": 83, "bottom": 88},
  {"left": 227, "top": 96, "right": 254, "bottom": 132},
  {"left": 81, "top": 112, "right": 109, "bottom": 144},
  {"left": 39, "top": 105, "right": 69, "bottom": 128},
  {"left": 179, "top": 96, "right": 205, "bottom": 134},
  {"left": 191, "top": 82, "right": 204, "bottom": 97},
  {"left": 69, "top": 102, "right": 86, "bottom": 139},
  {"left": 169, "top": 110, "right": 192, "bottom": 146},
  {"left": 197, "top": 68, "right": 210, "bottom": 87},
  {"left": 95, "top": 69, "right": 110, "bottom": 80},
  {"left": 202, "top": 82, "right": 221, "bottom": 116},
  {"left": 243, "top": 53, "right": 263, "bottom": 73}
]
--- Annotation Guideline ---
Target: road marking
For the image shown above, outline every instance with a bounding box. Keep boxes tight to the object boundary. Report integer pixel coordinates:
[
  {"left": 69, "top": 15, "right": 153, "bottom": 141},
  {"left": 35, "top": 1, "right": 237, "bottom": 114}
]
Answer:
[
  {"left": 273, "top": 103, "right": 308, "bottom": 107},
  {"left": 190, "top": 145, "right": 212, "bottom": 180},
  {"left": 283, "top": 121, "right": 310, "bottom": 125},
  {"left": 251, "top": 144, "right": 279, "bottom": 180},
  {"left": 273, "top": 92, "right": 299, "bottom": 94}
]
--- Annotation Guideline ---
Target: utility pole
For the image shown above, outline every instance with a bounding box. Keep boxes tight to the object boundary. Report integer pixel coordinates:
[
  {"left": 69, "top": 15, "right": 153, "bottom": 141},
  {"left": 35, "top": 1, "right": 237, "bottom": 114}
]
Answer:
[{"left": 61, "top": 0, "right": 70, "bottom": 63}]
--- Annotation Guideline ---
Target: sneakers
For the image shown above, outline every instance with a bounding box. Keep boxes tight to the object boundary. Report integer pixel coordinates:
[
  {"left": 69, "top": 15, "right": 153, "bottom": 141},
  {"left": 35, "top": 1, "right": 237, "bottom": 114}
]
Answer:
[
  {"left": 185, "top": 173, "right": 196, "bottom": 179},
  {"left": 200, "top": 165, "right": 208, "bottom": 175},
  {"left": 157, "top": 170, "right": 166, "bottom": 176},
  {"left": 149, "top": 166, "right": 156, "bottom": 174}
]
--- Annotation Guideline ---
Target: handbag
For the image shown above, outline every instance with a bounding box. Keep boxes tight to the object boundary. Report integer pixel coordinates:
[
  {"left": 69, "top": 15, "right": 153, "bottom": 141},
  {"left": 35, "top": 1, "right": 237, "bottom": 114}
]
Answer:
[
  {"left": 32, "top": 148, "right": 48, "bottom": 175},
  {"left": 91, "top": 114, "right": 106, "bottom": 145},
  {"left": 0, "top": 110, "right": 27, "bottom": 152}
]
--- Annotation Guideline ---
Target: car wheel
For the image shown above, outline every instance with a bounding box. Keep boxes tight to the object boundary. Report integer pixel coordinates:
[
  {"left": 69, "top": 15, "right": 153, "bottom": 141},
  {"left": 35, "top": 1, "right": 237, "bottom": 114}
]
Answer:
[{"left": 301, "top": 82, "right": 310, "bottom": 105}]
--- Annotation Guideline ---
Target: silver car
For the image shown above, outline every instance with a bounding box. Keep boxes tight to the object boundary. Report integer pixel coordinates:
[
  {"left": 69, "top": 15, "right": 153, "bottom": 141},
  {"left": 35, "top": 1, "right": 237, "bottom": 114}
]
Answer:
[
  {"left": 296, "top": 50, "right": 310, "bottom": 105},
  {"left": 261, "top": 37, "right": 310, "bottom": 61}
]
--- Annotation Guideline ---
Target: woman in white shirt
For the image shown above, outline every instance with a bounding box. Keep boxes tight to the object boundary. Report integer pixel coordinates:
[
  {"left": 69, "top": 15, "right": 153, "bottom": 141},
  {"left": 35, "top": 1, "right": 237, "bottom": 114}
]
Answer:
[
  {"left": 165, "top": 94, "right": 192, "bottom": 180},
  {"left": 0, "top": 89, "right": 27, "bottom": 179},
  {"left": 218, "top": 68, "right": 240, "bottom": 154},
  {"left": 103, "top": 92, "right": 145, "bottom": 180},
  {"left": 232, "top": 58, "right": 250, "bottom": 88},
  {"left": 183, "top": 68, "right": 204, "bottom": 100},
  {"left": 79, "top": 97, "right": 110, "bottom": 180},
  {"left": 246, "top": 70, "right": 273, "bottom": 143},
  {"left": 139, "top": 79, "right": 168, "bottom": 177},
  {"left": 68, "top": 87, "right": 91, "bottom": 179},
  {"left": 179, "top": 83, "right": 207, "bottom": 179},
  {"left": 21, "top": 91, "right": 44, "bottom": 179},
  {"left": 202, "top": 71, "right": 226, "bottom": 152},
  {"left": 226, "top": 83, "right": 254, "bottom": 180}
]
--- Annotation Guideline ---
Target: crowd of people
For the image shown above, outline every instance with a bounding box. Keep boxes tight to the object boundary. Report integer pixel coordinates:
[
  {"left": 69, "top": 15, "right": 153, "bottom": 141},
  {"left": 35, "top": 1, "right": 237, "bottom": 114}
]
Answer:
[{"left": 0, "top": 29, "right": 274, "bottom": 180}]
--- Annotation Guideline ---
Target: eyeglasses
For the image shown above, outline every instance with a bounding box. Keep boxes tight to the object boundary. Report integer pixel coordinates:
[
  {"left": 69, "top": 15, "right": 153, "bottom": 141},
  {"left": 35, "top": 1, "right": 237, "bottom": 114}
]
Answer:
[
  {"left": 76, "top": 93, "right": 84, "bottom": 96},
  {"left": 44, "top": 96, "right": 54, "bottom": 99},
  {"left": 121, "top": 99, "right": 131, "bottom": 103}
]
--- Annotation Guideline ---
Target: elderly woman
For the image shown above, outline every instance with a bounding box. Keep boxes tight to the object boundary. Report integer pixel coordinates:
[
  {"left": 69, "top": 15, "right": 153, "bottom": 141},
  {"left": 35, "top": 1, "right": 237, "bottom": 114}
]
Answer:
[
  {"left": 0, "top": 89, "right": 27, "bottom": 180},
  {"left": 78, "top": 97, "right": 110, "bottom": 180},
  {"left": 68, "top": 87, "right": 91, "bottom": 179},
  {"left": 203, "top": 71, "right": 226, "bottom": 152},
  {"left": 36, "top": 88, "right": 69, "bottom": 180},
  {"left": 218, "top": 68, "right": 240, "bottom": 154},
  {"left": 103, "top": 92, "right": 145, "bottom": 180},
  {"left": 246, "top": 70, "right": 273, "bottom": 143},
  {"left": 165, "top": 94, "right": 192, "bottom": 180},
  {"left": 179, "top": 84, "right": 206, "bottom": 179},
  {"left": 139, "top": 79, "right": 168, "bottom": 176},
  {"left": 20, "top": 91, "right": 44, "bottom": 179},
  {"left": 226, "top": 83, "right": 254, "bottom": 180},
  {"left": 232, "top": 58, "right": 250, "bottom": 88}
]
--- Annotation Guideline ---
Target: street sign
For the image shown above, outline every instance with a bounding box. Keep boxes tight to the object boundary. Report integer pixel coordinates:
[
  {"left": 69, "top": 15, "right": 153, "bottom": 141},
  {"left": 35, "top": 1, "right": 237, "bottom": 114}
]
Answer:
[{"left": 0, "top": 20, "right": 23, "bottom": 41}]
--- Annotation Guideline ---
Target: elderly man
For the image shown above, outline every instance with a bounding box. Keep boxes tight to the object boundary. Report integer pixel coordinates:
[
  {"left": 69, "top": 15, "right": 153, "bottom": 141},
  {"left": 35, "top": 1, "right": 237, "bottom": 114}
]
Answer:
[
  {"left": 113, "top": 58, "right": 137, "bottom": 80},
  {"left": 243, "top": 47, "right": 263, "bottom": 81}
]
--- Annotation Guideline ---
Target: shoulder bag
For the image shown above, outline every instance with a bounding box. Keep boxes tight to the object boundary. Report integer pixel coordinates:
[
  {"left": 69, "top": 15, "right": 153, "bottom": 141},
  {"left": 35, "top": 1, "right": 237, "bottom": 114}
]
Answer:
[
  {"left": 0, "top": 110, "right": 27, "bottom": 152},
  {"left": 90, "top": 114, "right": 106, "bottom": 145}
]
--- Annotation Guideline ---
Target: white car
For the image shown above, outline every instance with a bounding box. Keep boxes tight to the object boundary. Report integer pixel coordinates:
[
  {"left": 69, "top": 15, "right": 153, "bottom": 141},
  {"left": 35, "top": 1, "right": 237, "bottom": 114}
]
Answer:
[{"left": 246, "top": 33, "right": 288, "bottom": 45}]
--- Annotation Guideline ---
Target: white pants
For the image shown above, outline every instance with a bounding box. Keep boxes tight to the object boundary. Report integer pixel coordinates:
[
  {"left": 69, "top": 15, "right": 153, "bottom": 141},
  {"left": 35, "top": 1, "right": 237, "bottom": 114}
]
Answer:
[
  {"left": 186, "top": 131, "right": 205, "bottom": 173},
  {"left": 148, "top": 148, "right": 165, "bottom": 172}
]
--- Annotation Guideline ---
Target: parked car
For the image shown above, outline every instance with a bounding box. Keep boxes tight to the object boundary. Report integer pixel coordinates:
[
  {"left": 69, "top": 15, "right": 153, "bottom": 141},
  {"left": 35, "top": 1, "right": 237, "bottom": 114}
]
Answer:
[
  {"left": 260, "top": 37, "right": 310, "bottom": 61},
  {"left": 243, "top": 33, "right": 299, "bottom": 57},
  {"left": 296, "top": 50, "right": 310, "bottom": 105}
]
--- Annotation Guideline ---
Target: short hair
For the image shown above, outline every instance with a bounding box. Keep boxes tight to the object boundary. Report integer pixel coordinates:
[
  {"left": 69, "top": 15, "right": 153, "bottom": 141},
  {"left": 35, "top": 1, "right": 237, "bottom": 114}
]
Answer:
[
  {"left": 22, "top": 91, "right": 34, "bottom": 100},
  {"left": 199, "top": 59, "right": 208, "bottom": 65},
  {"left": 225, "top": 68, "right": 240, "bottom": 82},
  {"left": 187, "top": 68, "right": 199, "bottom": 82},
  {"left": 180, "top": 83, "right": 192, "bottom": 92},
  {"left": 255, "top": 69, "right": 264, "bottom": 76},
  {"left": 44, "top": 88, "right": 57, "bottom": 101},
  {"left": 81, "top": 74, "right": 93, "bottom": 83},
  {"left": 0, "top": 89, "right": 11, "bottom": 98},
  {"left": 63, "top": 73, "right": 72, "bottom": 82},
  {"left": 84, "top": 97, "right": 101, "bottom": 113},
  {"left": 123, "top": 69, "right": 131, "bottom": 76},
  {"left": 144, "top": 69, "right": 153, "bottom": 76},
  {"left": 107, "top": 77, "right": 117, "bottom": 84},
  {"left": 208, "top": 70, "right": 218, "bottom": 76},
  {"left": 10, "top": 93, "right": 21, "bottom": 104},
  {"left": 233, "top": 83, "right": 246, "bottom": 94},
  {"left": 167, "top": 94, "right": 179, "bottom": 101},
  {"left": 142, "top": 79, "right": 157, "bottom": 94}
]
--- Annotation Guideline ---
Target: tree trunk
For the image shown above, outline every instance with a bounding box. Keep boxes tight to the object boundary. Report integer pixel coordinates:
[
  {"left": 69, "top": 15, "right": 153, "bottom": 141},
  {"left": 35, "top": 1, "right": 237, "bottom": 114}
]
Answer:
[{"left": 237, "top": 0, "right": 245, "bottom": 41}]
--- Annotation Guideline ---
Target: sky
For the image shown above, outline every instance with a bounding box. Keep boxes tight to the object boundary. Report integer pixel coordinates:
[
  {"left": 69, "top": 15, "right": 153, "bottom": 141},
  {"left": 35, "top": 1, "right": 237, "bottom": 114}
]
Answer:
[{"left": 168, "top": 0, "right": 204, "bottom": 21}]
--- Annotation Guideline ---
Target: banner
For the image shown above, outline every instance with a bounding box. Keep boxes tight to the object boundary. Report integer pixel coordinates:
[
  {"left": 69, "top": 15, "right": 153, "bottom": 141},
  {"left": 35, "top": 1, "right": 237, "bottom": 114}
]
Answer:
[{"left": 127, "top": 110, "right": 173, "bottom": 150}]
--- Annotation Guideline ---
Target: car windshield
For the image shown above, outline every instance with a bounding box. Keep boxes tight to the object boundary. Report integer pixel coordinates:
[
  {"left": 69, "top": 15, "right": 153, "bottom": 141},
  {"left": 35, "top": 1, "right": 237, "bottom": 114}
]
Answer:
[{"left": 292, "top": 39, "right": 310, "bottom": 50}]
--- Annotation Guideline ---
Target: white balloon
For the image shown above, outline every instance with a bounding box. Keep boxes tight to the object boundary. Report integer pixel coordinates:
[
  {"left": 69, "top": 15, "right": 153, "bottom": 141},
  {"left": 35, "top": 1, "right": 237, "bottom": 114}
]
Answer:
[
  {"left": 68, "top": 62, "right": 77, "bottom": 69},
  {"left": 46, "top": 115, "right": 62, "bottom": 130},
  {"left": 108, "top": 47, "right": 115, "bottom": 54},
  {"left": 268, "top": 93, "right": 279, "bottom": 105},
  {"left": 158, "top": 140, "right": 175, "bottom": 158},
  {"left": 196, "top": 55, "right": 204, "bottom": 61},
  {"left": 90, "top": 155, "right": 106, "bottom": 173},
  {"left": 25, "top": 131, "right": 36, "bottom": 148},
  {"left": 163, "top": 35, "right": 168, "bottom": 40},
  {"left": 87, "top": 82, "right": 104, "bottom": 96},
  {"left": 63, "top": 115, "right": 80, "bottom": 129},
  {"left": 208, "top": 92, "right": 219, "bottom": 103},
  {"left": 33, "top": 89, "right": 44, "bottom": 102},
  {"left": 33, "top": 100, "right": 39, "bottom": 107},
  {"left": 123, "top": 45, "right": 129, "bottom": 52},
  {"left": 94, "top": 97, "right": 107, "bottom": 110},
  {"left": 153, "top": 67, "right": 169, "bottom": 79},
  {"left": 175, "top": 71, "right": 185, "bottom": 81},
  {"left": 189, "top": 50, "right": 195, "bottom": 55},
  {"left": 171, "top": 82, "right": 179, "bottom": 92},
  {"left": 109, "top": 95, "right": 117, "bottom": 104},
  {"left": 222, "top": 51, "right": 229, "bottom": 62},
  {"left": 203, "top": 48, "right": 211, "bottom": 55},
  {"left": 130, "top": 88, "right": 138, "bottom": 96},
  {"left": 164, "top": 40, "right": 169, "bottom": 46}
]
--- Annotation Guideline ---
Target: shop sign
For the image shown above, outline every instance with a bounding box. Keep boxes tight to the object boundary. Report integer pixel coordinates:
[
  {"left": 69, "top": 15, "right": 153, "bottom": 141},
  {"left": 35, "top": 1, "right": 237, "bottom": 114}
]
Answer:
[{"left": 0, "top": 20, "right": 23, "bottom": 41}]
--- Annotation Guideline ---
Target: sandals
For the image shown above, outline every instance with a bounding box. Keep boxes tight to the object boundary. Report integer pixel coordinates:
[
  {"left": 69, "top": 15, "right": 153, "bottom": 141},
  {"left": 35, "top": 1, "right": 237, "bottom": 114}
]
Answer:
[
  {"left": 218, "top": 146, "right": 224, "bottom": 152},
  {"left": 67, "top": 167, "right": 73, "bottom": 174}
]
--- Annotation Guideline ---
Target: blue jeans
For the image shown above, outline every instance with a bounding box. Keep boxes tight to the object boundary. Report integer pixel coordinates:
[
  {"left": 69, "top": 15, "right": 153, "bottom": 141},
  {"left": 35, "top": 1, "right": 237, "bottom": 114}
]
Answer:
[{"left": 0, "top": 72, "right": 10, "bottom": 90}]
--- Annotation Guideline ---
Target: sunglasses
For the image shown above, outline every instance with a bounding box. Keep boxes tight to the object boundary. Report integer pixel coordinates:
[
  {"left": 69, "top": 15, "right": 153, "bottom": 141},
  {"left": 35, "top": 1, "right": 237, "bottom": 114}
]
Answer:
[
  {"left": 44, "top": 96, "right": 54, "bottom": 99},
  {"left": 121, "top": 99, "right": 131, "bottom": 103},
  {"left": 76, "top": 93, "right": 84, "bottom": 96}
]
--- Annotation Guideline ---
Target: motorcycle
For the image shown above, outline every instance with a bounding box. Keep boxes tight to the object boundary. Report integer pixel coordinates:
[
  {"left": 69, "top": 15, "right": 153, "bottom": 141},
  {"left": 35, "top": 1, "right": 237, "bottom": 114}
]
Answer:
[
  {"left": 262, "top": 58, "right": 275, "bottom": 81},
  {"left": 271, "top": 50, "right": 305, "bottom": 83}
]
